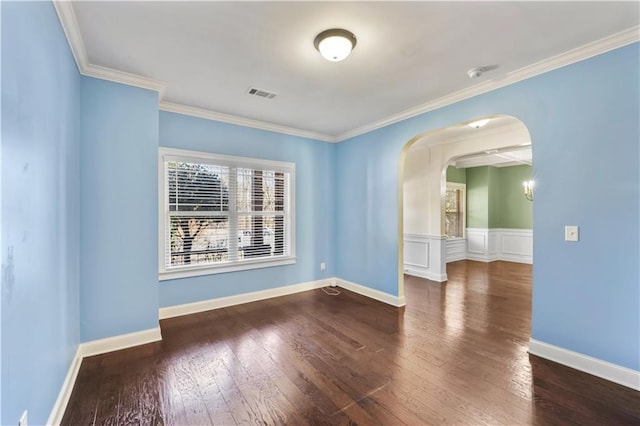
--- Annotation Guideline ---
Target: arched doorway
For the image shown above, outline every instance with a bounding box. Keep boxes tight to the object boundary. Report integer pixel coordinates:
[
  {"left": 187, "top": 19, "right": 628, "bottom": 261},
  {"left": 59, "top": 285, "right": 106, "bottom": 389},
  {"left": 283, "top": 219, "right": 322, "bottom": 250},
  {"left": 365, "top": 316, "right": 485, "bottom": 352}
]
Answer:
[{"left": 398, "top": 115, "right": 532, "bottom": 299}]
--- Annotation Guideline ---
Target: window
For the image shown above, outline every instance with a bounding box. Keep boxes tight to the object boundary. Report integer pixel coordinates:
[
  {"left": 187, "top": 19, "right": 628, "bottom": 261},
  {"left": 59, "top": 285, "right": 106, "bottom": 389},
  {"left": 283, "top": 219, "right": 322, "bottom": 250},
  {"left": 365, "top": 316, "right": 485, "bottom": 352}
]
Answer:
[
  {"left": 445, "top": 183, "right": 466, "bottom": 238},
  {"left": 159, "top": 148, "right": 295, "bottom": 280}
]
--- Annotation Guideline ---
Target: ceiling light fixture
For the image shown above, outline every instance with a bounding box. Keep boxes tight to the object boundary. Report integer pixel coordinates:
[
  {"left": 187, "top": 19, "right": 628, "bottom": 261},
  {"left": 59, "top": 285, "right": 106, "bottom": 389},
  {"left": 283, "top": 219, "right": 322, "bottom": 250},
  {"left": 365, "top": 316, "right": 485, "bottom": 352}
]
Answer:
[
  {"left": 314, "top": 28, "right": 357, "bottom": 62},
  {"left": 467, "top": 65, "right": 499, "bottom": 79},
  {"left": 468, "top": 119, "right": 490, "bottom": 129}
]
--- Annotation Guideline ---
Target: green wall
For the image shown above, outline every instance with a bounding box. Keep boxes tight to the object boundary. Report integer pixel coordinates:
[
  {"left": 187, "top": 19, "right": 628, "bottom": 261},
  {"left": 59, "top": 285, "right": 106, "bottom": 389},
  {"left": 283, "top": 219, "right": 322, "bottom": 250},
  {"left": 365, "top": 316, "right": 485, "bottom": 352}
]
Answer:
[
  {"left": 465, "top": 167, "right": 489, "bottom": 228},
  {"left": 446, "top": 166, "right": 466, "bottom": 184},
  {"left": 497, "top": 165, "right": 533, "bottom": 229},
  {"left": 449, "top": 165, "right": 533, "bottom": 230},
  {"left": 488, "top": 166, "right": 501, "bottom": 228}
]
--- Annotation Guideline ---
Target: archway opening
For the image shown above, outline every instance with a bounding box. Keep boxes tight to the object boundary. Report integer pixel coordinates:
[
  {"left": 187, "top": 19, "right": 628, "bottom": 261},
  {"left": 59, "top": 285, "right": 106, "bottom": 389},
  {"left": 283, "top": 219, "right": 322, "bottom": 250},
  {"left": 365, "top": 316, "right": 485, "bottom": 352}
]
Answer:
[{"left": 398, "top": 115, "right": 533, "bottom": 301}]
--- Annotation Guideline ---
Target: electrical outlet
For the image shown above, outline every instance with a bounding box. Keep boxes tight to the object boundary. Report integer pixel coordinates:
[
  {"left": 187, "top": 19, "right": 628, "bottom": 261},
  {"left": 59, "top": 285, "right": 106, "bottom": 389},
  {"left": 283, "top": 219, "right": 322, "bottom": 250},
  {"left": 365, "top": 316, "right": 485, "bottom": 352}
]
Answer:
[
  {"left": 320, "top": 262, "right": 326, "bottom": 271},
  {"left": 19, "top": 410, "right": 28, "bottom": 426},
  {"left": 565, "top": 225, "right": 579, "bottom": 242}
]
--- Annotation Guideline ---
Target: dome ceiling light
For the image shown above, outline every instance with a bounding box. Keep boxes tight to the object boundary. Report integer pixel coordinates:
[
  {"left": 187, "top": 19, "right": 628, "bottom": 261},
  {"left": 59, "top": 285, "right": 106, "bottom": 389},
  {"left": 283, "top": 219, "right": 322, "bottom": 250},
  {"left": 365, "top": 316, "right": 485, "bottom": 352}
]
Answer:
[{"left": 314, "top": 28, "right": 357, "bottom": 62}]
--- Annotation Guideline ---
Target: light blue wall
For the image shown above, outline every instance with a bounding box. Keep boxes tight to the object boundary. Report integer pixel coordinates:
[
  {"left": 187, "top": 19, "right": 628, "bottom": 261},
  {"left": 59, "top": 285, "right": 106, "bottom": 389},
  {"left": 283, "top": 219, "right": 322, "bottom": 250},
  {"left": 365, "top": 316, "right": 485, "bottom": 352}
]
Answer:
[
  {"left": 334, "top": 135, "right": 399, "bottom": 294},
  {"left": 1, "top": 6, "right": 637, "bottom": 425},
  {"left": 159, "top": 112, "right": 335, "bottom": 306},
  {"left": 79, "top": 78, "right": 159, "bottom": 342},
  {"left": 1, "top": 2, "right": 81, "bottom": 424},
  {"left": 335, "top": 43, "right": 639, "bottom": 371},
  {"left": 529, "top": 45, "right": 638, "bottom": 370}
]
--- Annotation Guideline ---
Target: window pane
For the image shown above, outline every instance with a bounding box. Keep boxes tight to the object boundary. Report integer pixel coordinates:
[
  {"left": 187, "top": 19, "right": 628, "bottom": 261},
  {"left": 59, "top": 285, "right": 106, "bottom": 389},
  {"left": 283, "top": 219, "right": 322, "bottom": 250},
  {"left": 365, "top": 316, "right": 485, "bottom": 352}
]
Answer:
[
  {"left": 445, "top": 212, "right": 462, "bottom": 238},
  {"left": 445, "top": 187, "right": 464, "bottom": 238},
  {"left": 168, "top": 162, "right": 229, "bottom": 212},
  {"left": 236, "top": 168, "right": 285, "bottom": 213},
  {"left": 237, "top": 214, "right": 287, "bottom": 260},
  {"left": 169, "top": 216, "right": 229, "bottom": 266},
  {"left": 445, "top": 188, "right": 459, "bottom": 213}
]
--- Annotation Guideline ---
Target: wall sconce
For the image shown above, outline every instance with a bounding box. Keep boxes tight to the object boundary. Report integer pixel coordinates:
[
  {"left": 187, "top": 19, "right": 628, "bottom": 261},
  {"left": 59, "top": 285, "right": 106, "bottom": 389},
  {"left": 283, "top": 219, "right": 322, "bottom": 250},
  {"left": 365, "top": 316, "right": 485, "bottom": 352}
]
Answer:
[{"left": 523, "top": 180, "right": 534, "bottom": 201}]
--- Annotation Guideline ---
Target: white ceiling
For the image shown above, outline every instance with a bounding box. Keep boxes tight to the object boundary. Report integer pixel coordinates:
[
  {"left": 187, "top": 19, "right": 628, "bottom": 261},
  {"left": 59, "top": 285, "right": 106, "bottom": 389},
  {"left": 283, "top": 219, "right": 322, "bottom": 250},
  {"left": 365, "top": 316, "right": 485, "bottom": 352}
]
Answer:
[
  {"left": 415, "top": 115, "right": 527, "bottom": 147},
  {"left": 409, "top": 115, "right": 532, "bottom": 168},
  {"left": 67, "top": 1, "right": 639, "bottom": 140},
  {"left": 453, "top": 146, "right": 532, "bottom": 169}
]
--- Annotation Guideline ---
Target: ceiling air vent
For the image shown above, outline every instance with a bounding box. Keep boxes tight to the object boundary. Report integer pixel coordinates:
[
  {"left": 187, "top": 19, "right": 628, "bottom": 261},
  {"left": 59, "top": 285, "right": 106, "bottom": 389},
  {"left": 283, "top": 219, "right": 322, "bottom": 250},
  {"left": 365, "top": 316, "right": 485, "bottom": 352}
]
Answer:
[{"left": 248, "top": 87, "right": 277, "bottom": 99}]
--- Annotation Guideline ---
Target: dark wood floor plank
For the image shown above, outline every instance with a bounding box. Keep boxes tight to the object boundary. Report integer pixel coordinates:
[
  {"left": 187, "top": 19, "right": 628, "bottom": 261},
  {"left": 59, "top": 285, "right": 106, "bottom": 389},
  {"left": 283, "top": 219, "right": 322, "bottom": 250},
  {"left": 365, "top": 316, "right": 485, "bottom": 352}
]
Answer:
[
  {"left": 93, "top": 372, "right": 122, "bottom": 426},
  {"left": 60, "top": 360, "right": 100, "bottom": 426},
  {"left": 62, "top": 260, "right": 640, "bottom": 425},
  {"left": 246, "top": 319, "right": 381, "bottom": 425}
]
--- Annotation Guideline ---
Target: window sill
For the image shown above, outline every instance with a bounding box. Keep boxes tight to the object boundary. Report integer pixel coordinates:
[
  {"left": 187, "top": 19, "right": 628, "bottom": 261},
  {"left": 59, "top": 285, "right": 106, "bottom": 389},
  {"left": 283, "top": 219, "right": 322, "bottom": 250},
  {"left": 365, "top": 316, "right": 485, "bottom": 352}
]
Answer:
[{"left": 159, "top": 256, "right": 296, "bottom": 281}]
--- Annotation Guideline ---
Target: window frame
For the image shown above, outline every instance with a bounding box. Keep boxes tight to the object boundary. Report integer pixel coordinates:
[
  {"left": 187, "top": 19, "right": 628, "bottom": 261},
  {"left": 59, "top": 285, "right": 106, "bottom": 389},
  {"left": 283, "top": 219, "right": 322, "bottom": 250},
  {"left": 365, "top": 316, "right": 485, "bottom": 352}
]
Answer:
[
  {"left": 158, "top": 147, "right": 296, "bottom": 281},
  {"left": 445, "top": 182, "right": 466, "bottom": 239}
]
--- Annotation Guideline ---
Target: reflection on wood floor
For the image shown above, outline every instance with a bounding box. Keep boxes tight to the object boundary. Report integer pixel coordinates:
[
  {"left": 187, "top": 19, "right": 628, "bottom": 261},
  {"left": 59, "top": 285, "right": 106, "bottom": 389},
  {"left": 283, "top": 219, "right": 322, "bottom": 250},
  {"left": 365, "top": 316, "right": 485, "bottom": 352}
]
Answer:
[{"left": 62, "top": 260, "right": 640, "bottom": 425}]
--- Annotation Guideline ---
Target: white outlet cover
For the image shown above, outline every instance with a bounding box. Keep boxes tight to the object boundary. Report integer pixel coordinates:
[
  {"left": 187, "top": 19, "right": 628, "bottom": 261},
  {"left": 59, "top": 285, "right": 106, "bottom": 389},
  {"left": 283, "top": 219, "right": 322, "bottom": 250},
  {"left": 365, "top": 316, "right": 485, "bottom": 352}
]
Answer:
[
  {"left": 19, "top": 410, "right": 28, "bottom": 426},
  {"left": 565, "top": 225, "right": 579, "bottom": 242}
]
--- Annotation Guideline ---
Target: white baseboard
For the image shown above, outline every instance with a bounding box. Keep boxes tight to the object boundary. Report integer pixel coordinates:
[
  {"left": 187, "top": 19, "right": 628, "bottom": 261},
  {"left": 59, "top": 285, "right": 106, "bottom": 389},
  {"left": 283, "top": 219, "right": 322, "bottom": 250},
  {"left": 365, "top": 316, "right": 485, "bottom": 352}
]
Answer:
[
  {"left": 336, "top": 278, "right": 406, "bottom": 307},
  {"left": 48, "top": 327, "right": 163, "bottom": 425},
  {"left": 403, "top": 267, "right": 448, "bottom": 283},
  {"left": 500, "top": 252, "right": 533, "bottom": 264},
  {"left": 529, "top": 339, "right": 640, "bottom": 391},
  {"left": 465, "top": 252, "right": 500, "bottom": 263},
  {"left": 47, "top": 347, "right": 83, "bottom": 426},
  {"left": 158, "top": 277, "right": 405, "bottom": 318},
  {"left": 80, "top": 327, "right": 162, "bottom": 358},
  {"left": 159, "top": 279, "right": 332, "bottom": 319}
]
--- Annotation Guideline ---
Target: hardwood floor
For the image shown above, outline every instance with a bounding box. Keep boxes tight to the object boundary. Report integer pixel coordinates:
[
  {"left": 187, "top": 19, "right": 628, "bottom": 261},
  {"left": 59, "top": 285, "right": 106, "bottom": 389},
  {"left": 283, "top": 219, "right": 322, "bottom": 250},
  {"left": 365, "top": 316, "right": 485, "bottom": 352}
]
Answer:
[{"left": 62, "top": 260, "right": 640, "bottom": 425}]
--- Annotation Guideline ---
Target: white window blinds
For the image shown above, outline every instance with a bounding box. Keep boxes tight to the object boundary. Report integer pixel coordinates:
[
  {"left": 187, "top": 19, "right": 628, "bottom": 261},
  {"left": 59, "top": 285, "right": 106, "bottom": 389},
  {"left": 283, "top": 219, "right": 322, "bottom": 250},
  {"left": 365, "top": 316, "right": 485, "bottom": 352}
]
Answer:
[{"left": 159, "top": 148, "right": 295, "bottom": 279}]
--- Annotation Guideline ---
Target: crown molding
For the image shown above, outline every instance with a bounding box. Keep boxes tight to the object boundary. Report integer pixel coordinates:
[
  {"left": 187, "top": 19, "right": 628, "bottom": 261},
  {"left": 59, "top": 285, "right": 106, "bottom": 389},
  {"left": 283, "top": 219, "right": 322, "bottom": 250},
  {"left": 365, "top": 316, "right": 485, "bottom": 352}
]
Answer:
[
  {"left": 84, "top": 64, "right": 167, "bottom": 99},
  {"left": 53, "top": 0, "right": 88, "bottom": 71},
  {"left": 335, "top": 26, "right": 640, "bottom": 142},
  {"left": 53, "top": 1, "right": 638, "bottom": 144},
  {"left": 53, "top": 1, "right": 167, "bottom": 99},
  {"left": 159, "top": 101, "right": 336, "bottom": 143}
]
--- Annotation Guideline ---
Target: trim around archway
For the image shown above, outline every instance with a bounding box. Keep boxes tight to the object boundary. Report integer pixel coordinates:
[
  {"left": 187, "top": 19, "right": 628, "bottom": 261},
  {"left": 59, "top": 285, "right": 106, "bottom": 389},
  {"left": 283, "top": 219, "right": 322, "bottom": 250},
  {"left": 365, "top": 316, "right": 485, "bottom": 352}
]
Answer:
[{"left": 397, "top": 115, "right": 532, "bottom": 299}]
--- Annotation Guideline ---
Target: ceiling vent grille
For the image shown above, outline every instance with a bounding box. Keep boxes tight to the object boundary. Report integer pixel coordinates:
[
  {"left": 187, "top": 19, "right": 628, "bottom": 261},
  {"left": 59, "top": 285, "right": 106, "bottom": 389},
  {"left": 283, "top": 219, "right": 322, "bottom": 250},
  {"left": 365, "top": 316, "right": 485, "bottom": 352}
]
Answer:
[{"left": 248, "top": 87, "right": 277, "bottom": 99}]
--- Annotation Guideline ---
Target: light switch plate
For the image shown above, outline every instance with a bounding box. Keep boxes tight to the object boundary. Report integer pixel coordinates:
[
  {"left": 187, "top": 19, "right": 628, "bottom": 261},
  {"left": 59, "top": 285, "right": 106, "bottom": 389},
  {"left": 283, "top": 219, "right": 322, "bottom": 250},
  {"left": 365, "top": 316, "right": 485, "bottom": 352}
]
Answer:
[{"left": 565, "top": 225, "right": 579, "bottom": 242}]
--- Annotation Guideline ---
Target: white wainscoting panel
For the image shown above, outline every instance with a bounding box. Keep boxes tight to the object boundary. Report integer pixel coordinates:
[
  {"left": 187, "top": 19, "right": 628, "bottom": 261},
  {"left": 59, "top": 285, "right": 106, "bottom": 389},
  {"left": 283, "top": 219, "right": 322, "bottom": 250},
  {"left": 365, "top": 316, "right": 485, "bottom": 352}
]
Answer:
[
  {"left": 404, "top": 240, "right": 429, "bottom": 269},
  {"left": 500, "top": 229, "right": 533, "bottom": 263},
  {"left": 467, "top": 232, "right": 486, "bottom": 255},
  {"left": 445, "top": 238, "right": 467, "bottom": 263},
  {"left": 465, "top": 228, "right": 532, "bottom": 264},
  {"left": 403, "top": 234, "right": 447, "bottom": 282},
  {"left": 488, "top": 231, "right": 499, "bottom": 256}
]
